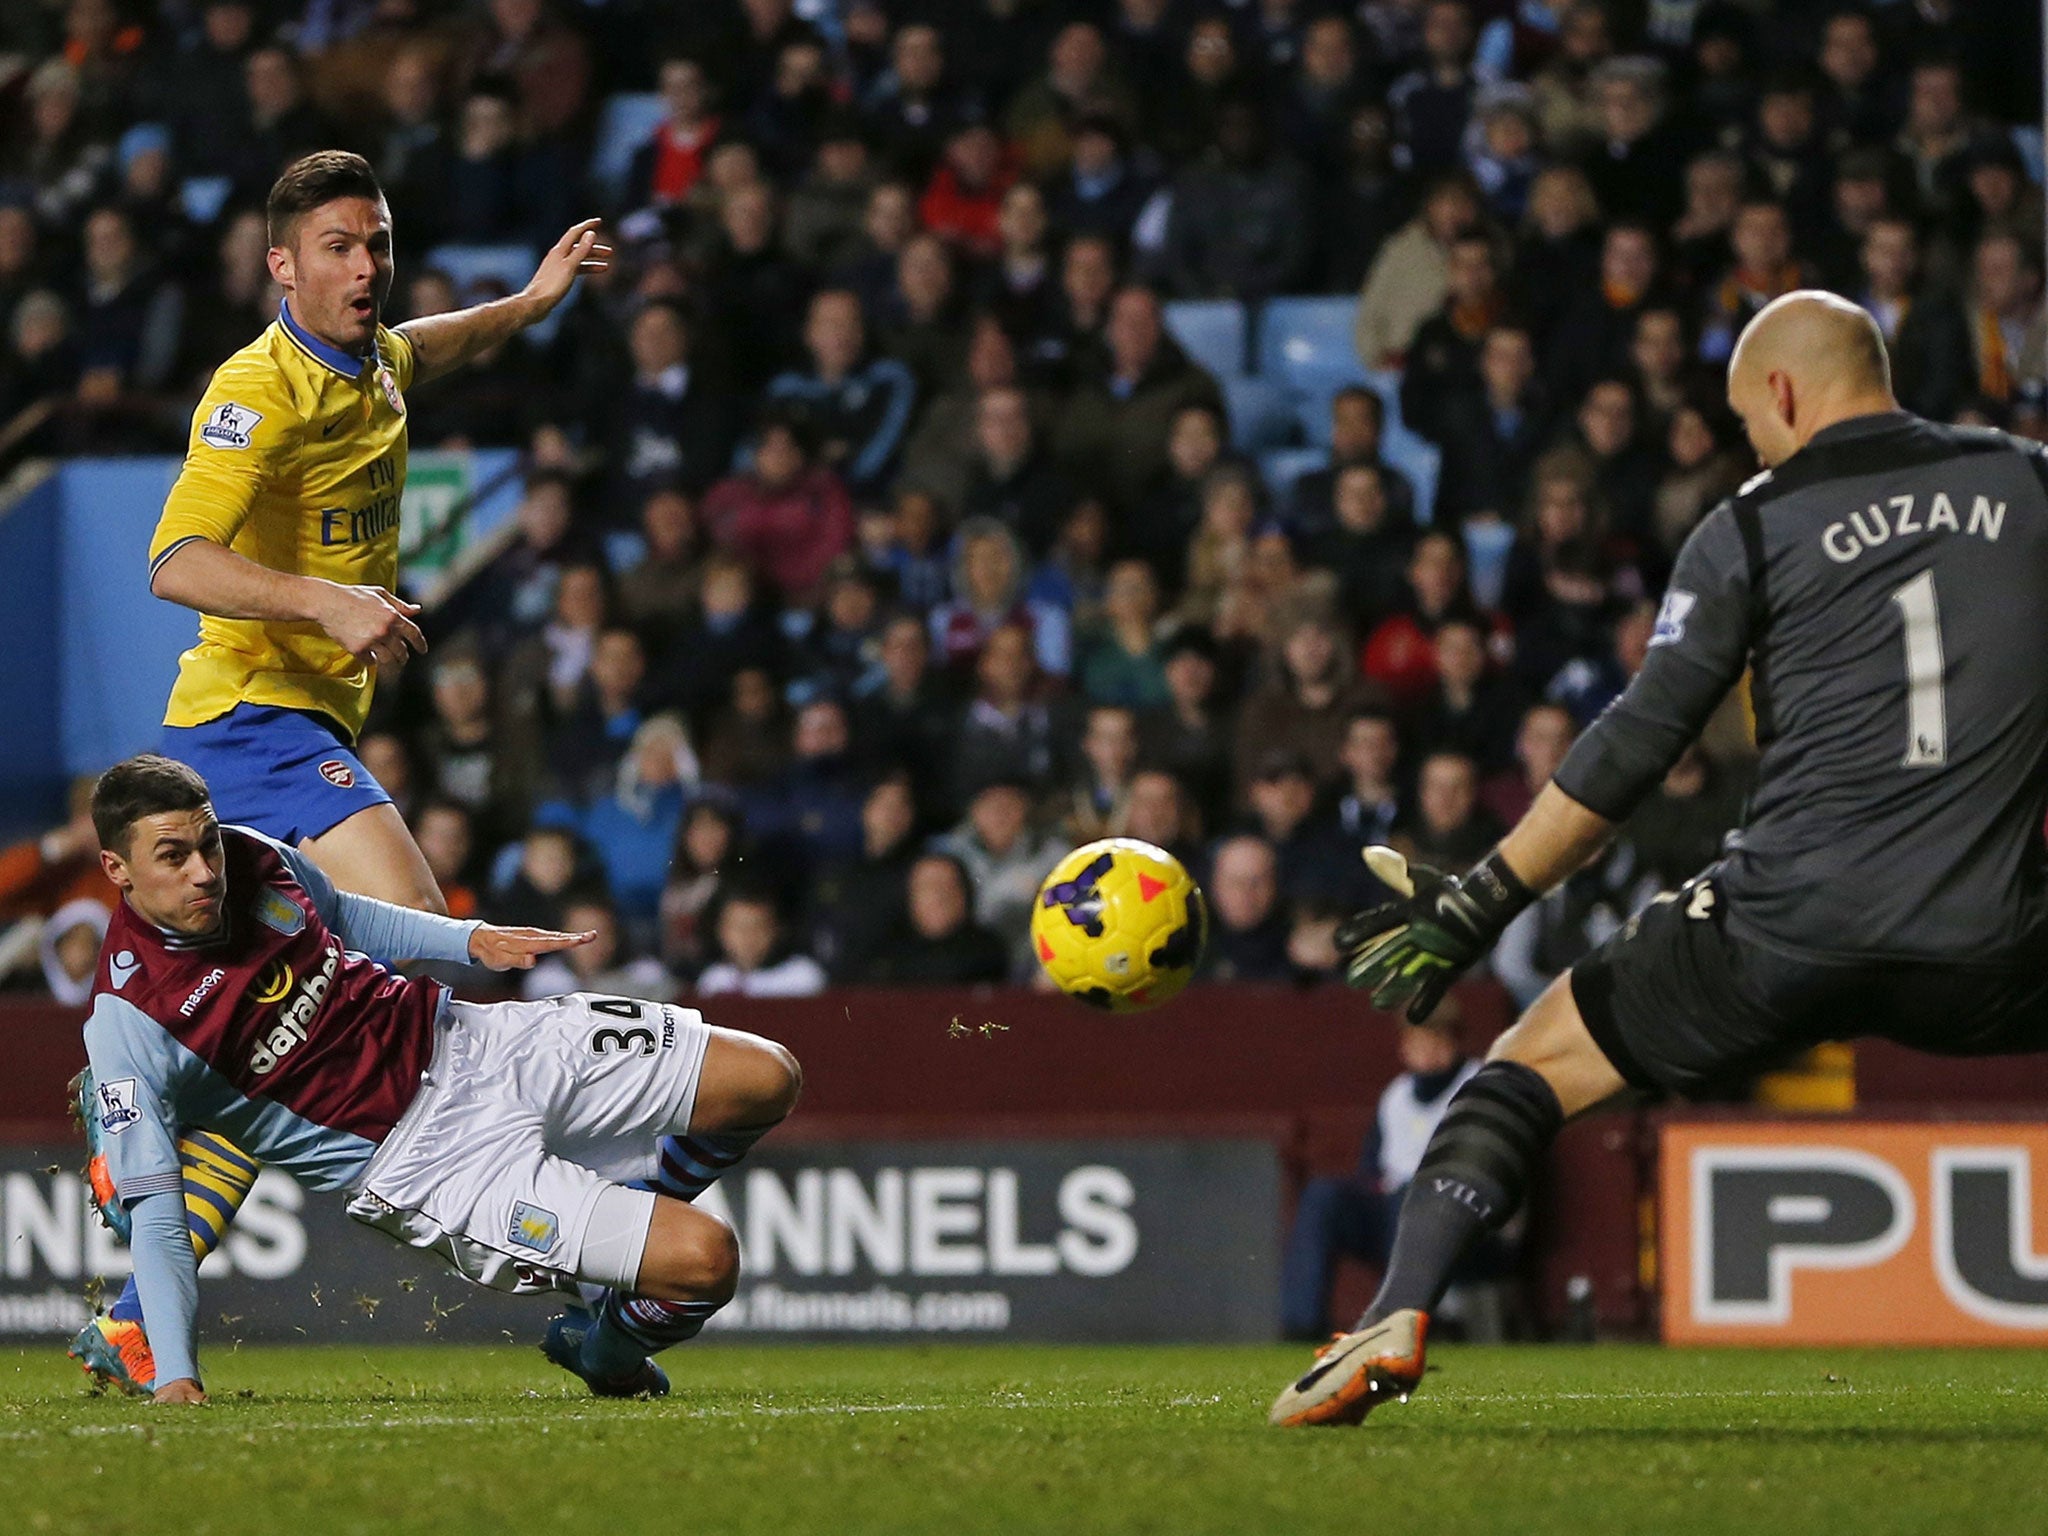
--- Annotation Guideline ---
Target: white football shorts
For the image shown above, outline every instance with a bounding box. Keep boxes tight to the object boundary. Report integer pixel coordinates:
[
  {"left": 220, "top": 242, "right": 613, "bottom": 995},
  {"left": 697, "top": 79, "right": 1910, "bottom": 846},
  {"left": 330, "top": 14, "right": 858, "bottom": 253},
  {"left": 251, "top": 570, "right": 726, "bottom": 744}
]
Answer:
[{"left": 344, "top": 992, "right": 711, "bottom": 1294}]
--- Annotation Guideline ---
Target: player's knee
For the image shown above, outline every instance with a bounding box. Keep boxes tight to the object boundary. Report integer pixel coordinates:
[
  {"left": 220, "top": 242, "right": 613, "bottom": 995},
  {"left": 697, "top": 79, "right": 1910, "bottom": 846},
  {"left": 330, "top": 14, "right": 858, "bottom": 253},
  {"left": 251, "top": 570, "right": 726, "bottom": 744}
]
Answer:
[{"left": 680, "top": 1213, "right": 741, "bottom": 1305}]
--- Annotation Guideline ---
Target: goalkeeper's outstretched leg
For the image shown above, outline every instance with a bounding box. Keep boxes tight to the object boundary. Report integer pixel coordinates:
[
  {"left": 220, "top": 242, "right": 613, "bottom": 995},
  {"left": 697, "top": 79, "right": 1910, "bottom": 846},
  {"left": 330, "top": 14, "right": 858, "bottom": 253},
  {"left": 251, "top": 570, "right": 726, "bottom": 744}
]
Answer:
[{"left": 1271, "top": 974, "right": 1626, "bottom": 1427}]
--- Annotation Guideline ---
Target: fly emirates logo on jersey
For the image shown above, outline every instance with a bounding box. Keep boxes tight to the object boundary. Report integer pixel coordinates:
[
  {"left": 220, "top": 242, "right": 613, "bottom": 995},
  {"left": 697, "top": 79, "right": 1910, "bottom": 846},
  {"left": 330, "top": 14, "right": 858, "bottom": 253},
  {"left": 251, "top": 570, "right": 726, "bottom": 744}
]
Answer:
[{"left": 247, "top": 940, "right": 342, "bottom": 1077}]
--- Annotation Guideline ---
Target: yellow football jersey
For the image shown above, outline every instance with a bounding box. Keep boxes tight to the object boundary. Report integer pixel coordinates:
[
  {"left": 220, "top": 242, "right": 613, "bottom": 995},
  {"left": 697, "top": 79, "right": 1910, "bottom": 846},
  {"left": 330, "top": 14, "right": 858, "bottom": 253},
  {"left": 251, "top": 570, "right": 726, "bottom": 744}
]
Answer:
[{"left": 150, "top": 301, "right": 416, "bottom": 740}]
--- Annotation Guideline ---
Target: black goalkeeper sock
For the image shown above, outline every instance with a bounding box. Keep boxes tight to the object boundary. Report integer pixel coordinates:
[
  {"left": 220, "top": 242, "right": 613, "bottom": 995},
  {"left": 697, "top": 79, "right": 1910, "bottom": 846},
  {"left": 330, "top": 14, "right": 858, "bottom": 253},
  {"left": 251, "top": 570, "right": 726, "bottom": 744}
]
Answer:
[{"left": 1358, "top": 1060, "right": 1563, "bottom": 1328}]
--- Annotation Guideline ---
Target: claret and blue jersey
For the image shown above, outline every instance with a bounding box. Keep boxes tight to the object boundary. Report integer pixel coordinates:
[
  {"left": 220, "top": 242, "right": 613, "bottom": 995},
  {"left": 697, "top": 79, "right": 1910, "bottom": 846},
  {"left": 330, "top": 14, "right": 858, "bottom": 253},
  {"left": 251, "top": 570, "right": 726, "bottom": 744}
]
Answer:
[{"left": 83, "top": 826, "right": 478, "bottom": 1208}]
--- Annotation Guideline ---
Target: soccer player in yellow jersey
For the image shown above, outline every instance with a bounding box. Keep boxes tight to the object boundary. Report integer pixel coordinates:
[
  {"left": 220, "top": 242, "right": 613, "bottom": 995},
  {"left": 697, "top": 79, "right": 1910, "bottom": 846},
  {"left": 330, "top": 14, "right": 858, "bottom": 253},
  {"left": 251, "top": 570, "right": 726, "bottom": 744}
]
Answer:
[
  {"left": 70, "top": 151, "right": 610, "bottom": 1395},
  {"left": 149, "top": 149, "right": 607, "bottom": 907}
]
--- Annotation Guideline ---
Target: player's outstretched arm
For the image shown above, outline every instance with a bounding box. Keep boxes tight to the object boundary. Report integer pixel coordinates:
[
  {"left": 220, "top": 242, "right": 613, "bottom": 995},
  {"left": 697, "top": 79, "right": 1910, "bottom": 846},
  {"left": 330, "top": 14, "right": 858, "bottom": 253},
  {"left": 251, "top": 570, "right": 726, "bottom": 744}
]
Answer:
[
  {"left": 152, "top": 540, "right": 427, "bottom": 674},
  {"left": 1338, "top": 786, "right": 1616, "bottom": 1022},
  {"left": 397, "top": 219, "right": 612, "bottom": 386}
]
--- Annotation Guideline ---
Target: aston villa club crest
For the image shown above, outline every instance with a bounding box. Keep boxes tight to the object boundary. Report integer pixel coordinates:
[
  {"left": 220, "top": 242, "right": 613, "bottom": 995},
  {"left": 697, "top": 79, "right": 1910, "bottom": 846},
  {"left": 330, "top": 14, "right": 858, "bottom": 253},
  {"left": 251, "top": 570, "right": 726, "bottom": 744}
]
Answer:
[{"left": 376, "top": 365, "right": 405, "bottom": 416}]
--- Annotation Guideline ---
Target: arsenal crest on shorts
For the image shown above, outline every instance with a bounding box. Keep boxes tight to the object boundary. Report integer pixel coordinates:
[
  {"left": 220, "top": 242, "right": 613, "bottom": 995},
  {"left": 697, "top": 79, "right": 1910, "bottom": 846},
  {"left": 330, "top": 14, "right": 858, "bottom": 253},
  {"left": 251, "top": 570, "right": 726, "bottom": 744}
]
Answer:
[{"left": 318, "top": 759, "right": 356, "bottom": 788}]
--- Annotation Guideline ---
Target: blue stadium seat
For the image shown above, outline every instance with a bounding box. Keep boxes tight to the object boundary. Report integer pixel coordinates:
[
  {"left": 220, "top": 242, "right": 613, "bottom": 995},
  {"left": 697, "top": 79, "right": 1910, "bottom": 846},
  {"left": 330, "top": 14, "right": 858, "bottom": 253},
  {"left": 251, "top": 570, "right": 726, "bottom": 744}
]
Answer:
[
  {"left": 590, "top": 93, "right": 666, "bottom": 205},
  {"left": 1164, "top": 299, "right": 1249, "bottom": 379},
  {"left": 1223, "top": 375, "right": 1297, "bottom": 452},
  {"left": 1257, "top": 296, "right": 1364, "bottom": 391},
  {"left": 2013, "top": 124, "right": 2044, "bottom": 187},
  {"left": 1259, "top": 447, "right": 1327, "bottom": 507}
]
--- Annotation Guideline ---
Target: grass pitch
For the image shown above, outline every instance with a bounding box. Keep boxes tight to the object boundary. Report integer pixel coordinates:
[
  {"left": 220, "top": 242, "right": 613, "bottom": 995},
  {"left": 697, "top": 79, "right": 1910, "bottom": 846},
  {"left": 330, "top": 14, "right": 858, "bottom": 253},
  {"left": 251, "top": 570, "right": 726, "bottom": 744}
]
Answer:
[{"left": 4, "top": 1341, "right": 2046, "bottom": 1536}]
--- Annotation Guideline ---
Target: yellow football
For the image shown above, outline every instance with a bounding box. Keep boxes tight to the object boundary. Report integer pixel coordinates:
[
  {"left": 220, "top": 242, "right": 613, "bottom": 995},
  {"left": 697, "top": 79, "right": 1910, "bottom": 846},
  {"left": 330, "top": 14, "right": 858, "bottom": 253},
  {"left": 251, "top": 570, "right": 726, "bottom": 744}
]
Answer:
[{"left": 1030, "top": 838, "right": 1207, "bottom": 1013}]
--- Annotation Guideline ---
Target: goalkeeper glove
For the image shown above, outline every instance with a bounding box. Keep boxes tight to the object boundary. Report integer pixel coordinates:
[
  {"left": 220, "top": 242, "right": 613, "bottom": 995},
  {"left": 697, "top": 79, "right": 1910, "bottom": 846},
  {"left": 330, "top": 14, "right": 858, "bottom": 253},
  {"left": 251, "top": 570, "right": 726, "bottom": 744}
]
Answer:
[{"left": 1336, "top": 846, "right": 1534, "bottom": 1022}]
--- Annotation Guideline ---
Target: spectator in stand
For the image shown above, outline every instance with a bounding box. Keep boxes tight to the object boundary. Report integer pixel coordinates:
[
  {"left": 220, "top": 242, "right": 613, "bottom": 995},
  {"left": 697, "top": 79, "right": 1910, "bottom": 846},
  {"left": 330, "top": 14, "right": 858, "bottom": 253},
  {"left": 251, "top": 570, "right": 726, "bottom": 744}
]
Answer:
[
  {"left": 1398, "top": 229, "right": 1508, "bottom": 444},
  {"left": 1128, "top": 401, "right": 1227, "bottom": 581},
  {"left": 1650, "top": 403, "right": 1746, "bottom": 563},
  {"left": 1279, "top": 13, "right": 1373, "bottom": 180},
  {"left": 1022, "top": 230, "right": 1118, "bottom": 387},
  {"left": 1427, "top": 322, "right": 1550, "bottom": 527},
  {"left": 790, "top": 560, "right": 883, "bottom": 701},
  {"left": 957, "top": 381, "right": 1073, "bottom": 559},
  {"left": 644, "top": 553, "right": 784, "bottom": 727},
  {"left": 1319, "top": 101, "right": 1410, "bottom": 294},
  {"left": 700, "top": 665, "right": 790, "bottom": 791},
  {"left": 1545, "top": 220, "right": 1665, "bottom": 406},
  {"left": 1809, "top": 145, "right": 1898, "bottom": 295},
  {"left": 1481, "top": 700, "right": 1575, "bottom": 829},
  {"left": 810, "top": 771, "right": 919, "bottom": 980},
  {"left": 1055, "top": 285, "right": 1224, "bottom": 517},
  {"left": 419, "top": 644, "right": 537, "bottom": 853},
  {"left": 543, "top": 708, "right": 698, "bottom": 932},
  {"left": 505, "top": 561, "right": 613, "bottom": 769},
  {"left": 882, "top": 230, "right": 971, "bottom": 397},
  {"left": 1467, "top": 85, "right": 1542, "bottom": 225},
  {"left": 412, "top": 800, "right": 481, "bottom": 921},
  {"left": 0, "top": 789, "right": 107, "bottom": 951},
  {"left": 356, "top": 734, "right": 417, "bottom": 827},
  {"left": 1029, "top": 498, "right": 1114, "bottom": 638},
  {"left": 919, "top": 121, "right": 1018, "bottom": 260},
  {"left": 1354, "top": 173, "right": 1481, "bottom": 369},
  {"left": 611, "top": 298, "right": 737, "bottom": 499},
  {"left": 1492, "top": 841, "right": 1636, "bottom": 1009},
  {"left": 524, "top": 894, "right": 676, "bottom": 1004},
  {"left": 835, "top": 180, "right": 918, "bottom": 322},
  {"left": 1583, "top": 54, "right": 1686, "bottom": 227},
  {"left": 1815, "top": 7, "right": 1889, "bottom": 149},
  {"left": 1627, "top": 305, "right": 1697, "bottom": 433},
  {"left": 615, "top": 488, "right": 705, "bottom": 642},
  {"left": 486, "top": 824, "right": 590, "bottom": 932},
  {"left": 1061, "top": 705, "right": 1142, "bottom": 843},
  {"left": 861, "top": 22, "right": 966, "bottom": 184},
  {"left": 1856, "top": 216, "right": 1972, "bottom": 424},
  {"left": 1123, "top": 767, "right": 1204, "bottom": 871},
  {"left": 1197, "top": 834, "right": 1293, "bottom": 982},
  {"left": 1370, "top": 522, "right": 1508, "bottom": 686},
  {"left": 736, "top": 694, "right": 868, "bottom": 887},
  {"left": 930, "top": 517, "right": 1071, "bottom": 680},
  {"left": 1396, "top": 748, "right": 1500, "bottom": 869},
  {"left": 898, "top": 312, "right": 1019, "bottom": 509},
  {"left": 1334, "top": 707, "right": 1404, "bottom": 861},
  {"left": 1669, "top": 148, "right": 1745, "bottom": 294},
  {"left": 0, "top": 289, "right": 78, "bottom": 447},
  {"left": 1953, "top": 137, "right": 2044, "bottom": 257},
  {"left": 1408, "top": 619, "right": 1523, "bottom": 775},
  {"left": 1529, "top": 0, "right": 1611, "bottom": 156},
  {"left": 4, "top": 62, "right": 109, "bottom": 232},
  {"left": 864, "top": 851, "right": 1010, "bottom": 985},
  {"left": 1006, "top": 21, "right": 1134, "bottom": 180},
  {"left": 1895, "top": 56, "right": 1975, "bottom": 228},
  {"left": 1078, "top": 560, "right": 1171, "bottom": 710},
  {"left": 1964, "top": 232, "right": 2046, "bottom": 416},
  {"left": 373, "top": 46, "right": 451, "bottom": 250},
  {"left": 695, "top": 884, "right": 828, "bottom": 998},
  {"left": 540, "top": 626, "right": 651, "bottom": 811},
  {"left": 783, "top": 111, "right": 877, "bottom": 273},
  {"left": 174, "top": 209, "right": 278, "bottom": 394},
  {"left": 1243, "top": 749, "right": 1359, "bottom": 910},
  {"left": 937, "top": 778, "right": 1063, "bottom": 976},
  {"left": 1514, "top": 165, "right": 1600, "bottom": 356},
  {"left": 949, "top": 621, "right": 1069, "bottom": 809},
  {"left": 851, "top": 610, "right": 958, "bottom": 821},
  {"left": 1234, "top": 607, "right": 1379, "bottom": 805},
  {"left": 1567, "top": 378, "right": 1658, "bottom": 547},
  {"left": 657, "top": 799, "right": 742, "bottom": 980},
  {"left": 1045, "top": 111, "right": 1155, "bottom": 249},
  {"left": 1388, "top": 0, "right": 1477, "bottom": 176},
  {"left": 701, "top": 179, "right": 810, "bottom": 396},
  {"left": 626, "top": 56, "right": 721, "bottom": 216},
  {"left": 74, "top": 204, "right": 182, "bottom": 403},
  {"left": 1139, "top": 626, "right": 1234, "bottom": 835},
  {"left": 701, "top": 418, "right": 854, "bottom": 605},
  {"left": 1305, "top": 462, "right": 1413, "bottom": 635},
  {"left": 1699, "top": 198, "right": 1812, "bottom": 366},
  {"left": 743, "top": 33, "right": 836, "bottom": 183},
  {"left": 977, "top": 183, "right": 1058, "bottom": 341},
  {"left": 1165, "top": 94, "right": 1313, "bottom": 303},
  {"left": 1289, "top": 386, "right": 1415, "bottom": 541},
  {"left": 766, "top": 289, "right": 917, "bottom": 499}
]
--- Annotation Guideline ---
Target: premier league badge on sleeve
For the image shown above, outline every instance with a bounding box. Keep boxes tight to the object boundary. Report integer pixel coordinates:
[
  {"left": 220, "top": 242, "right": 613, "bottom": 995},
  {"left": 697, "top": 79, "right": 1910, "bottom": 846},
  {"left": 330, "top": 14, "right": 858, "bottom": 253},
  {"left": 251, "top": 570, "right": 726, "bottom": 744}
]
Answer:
[
  {"left": 376, "top": 365, "right": 405, "bottom": 417},
  {"left": 199, "top": 401, "right": 262, "bottom": 450},
  {"left": 97, "top": 1078, "right": 142, "bottom": 1135}
]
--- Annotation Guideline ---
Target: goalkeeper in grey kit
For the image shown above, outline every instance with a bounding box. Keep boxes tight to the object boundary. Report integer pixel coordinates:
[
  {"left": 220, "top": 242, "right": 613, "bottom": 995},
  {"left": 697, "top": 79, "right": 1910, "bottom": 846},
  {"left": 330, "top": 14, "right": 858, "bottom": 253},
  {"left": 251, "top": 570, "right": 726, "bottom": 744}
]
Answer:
[{"left": 1272, "top": 291, "right": 2048, "bottom": 1427}]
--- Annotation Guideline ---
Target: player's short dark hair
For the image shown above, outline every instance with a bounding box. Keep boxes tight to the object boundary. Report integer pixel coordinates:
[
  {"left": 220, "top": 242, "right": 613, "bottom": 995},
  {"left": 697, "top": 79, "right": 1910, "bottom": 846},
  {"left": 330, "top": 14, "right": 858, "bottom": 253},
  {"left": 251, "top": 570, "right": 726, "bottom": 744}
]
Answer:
[
  {"left": 92, "top": 754, "right": 210, "bottom": 855},
  {"left": 266, "top": 150, "right": 386, "bottom": 247}
]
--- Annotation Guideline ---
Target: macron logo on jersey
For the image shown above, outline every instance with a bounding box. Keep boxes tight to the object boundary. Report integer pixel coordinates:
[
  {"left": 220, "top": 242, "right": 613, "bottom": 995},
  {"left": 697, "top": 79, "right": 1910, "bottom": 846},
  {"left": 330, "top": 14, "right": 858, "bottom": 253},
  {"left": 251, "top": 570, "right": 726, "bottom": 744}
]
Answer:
[{"left": 199, "top": 401, "right": 263, "bottom": 450}]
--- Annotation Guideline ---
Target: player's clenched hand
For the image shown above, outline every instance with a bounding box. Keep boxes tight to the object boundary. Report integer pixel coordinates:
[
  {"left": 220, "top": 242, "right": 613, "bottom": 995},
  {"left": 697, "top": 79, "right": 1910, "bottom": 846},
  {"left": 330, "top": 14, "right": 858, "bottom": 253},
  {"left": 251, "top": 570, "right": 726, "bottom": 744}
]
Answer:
[
  {"left": 468, "top": 925, "right": 599, "bottom": 971},
  {"left": 525, "top": 219, "right": 612, "bottom": 315},
  {"left": 313, "top": 582, "right": 427, "bottom": 674},
  {"left": 152, "top": 1378, "right": 207, "bottom": 1405},
  {"left": 1336, "top": 847, "right": 1528, "bottom": 1023}
]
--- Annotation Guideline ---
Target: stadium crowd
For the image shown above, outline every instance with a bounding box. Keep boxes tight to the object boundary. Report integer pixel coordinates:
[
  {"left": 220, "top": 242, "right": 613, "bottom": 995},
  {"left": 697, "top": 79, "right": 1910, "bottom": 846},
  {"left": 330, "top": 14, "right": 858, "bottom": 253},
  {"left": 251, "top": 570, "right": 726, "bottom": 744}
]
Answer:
[{"left": 0, "top": 0, "right": 2042, "bottom": 1004}]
